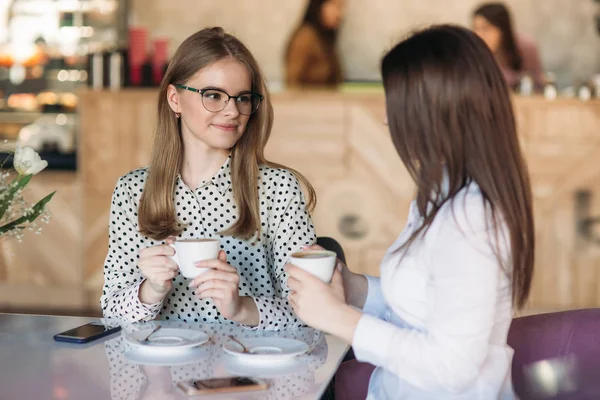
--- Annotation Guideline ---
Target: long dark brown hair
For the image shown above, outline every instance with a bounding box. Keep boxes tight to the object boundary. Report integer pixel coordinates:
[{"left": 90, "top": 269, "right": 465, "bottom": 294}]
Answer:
[
  {"left": 381, "top": 25, "right": 534, "bottom": 309},
  {"left": 138, "top": 27, "right": 316, "bottom": 241},
  {"left": 285, "top": 0, "right": 342, "bottom": 83},
  {"left": 473, "top": 2, "right": 523, "bottom": 71},
  {"left": 300, "top": 0, "right": 339, "bottom": 43}
]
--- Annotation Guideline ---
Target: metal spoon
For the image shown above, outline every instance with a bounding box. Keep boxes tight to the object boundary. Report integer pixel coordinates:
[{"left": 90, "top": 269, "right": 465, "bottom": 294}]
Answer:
[
  {"left": 228, "top": 335, "right": 250, "bottom": 353},
  {"left": 140, "top": 325, "right": 161, "bottom": 342}
]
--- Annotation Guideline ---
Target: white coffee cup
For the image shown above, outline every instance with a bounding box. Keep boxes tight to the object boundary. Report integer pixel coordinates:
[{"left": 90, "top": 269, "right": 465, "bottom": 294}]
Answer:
[
  {"left": 289, "top": 250, "right": 337, "bottom": 283},
  {"left": 169, "top": 239, "right": 221, "bottom": 279}
]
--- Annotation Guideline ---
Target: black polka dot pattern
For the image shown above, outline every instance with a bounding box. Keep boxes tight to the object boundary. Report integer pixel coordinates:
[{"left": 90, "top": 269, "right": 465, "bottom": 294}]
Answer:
[{"left": 100, "top": 157, "right": 316, "bottom": 330}]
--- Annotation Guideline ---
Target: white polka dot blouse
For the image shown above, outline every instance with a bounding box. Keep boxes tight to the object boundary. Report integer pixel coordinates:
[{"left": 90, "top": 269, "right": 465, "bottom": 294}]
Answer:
[{"left": 100, "top": 156, "right": 316, "bottom": 330}]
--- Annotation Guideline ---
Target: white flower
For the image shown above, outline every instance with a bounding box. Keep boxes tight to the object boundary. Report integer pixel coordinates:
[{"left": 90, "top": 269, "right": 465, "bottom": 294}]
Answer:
[{"left": 13, "top": 145, "right": 48, "bottom": 175}]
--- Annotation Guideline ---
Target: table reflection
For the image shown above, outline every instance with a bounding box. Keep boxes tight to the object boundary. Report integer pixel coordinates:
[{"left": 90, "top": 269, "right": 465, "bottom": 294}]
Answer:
[{"left": 104, "top": 321, "right": 328, "bottom": 400}]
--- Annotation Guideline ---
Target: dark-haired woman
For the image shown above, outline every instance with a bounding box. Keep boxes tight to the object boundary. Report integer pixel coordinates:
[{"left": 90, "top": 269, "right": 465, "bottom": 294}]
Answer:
[
  {"left": 284, "top": 0, "right": 344, "bottom": 87},
  {"left": 473, "top": 2, "right": 545, "bottom": 91},
  {"left": 285, "top": 24, "right": 534, "bottom": 399}
]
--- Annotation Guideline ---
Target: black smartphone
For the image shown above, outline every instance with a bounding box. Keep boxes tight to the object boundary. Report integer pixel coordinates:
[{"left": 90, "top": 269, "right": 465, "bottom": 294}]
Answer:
[
  {"left": 176, "top": 376, "right": 268, "bottom": 396},
  {"left": 53, "top": 322, "right": 121, "bottom": 344}
]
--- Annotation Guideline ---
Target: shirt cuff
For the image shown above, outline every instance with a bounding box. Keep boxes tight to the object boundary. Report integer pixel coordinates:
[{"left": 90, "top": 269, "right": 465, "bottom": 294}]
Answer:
[
  {"left": 133, "top": 280, "right": 162, "bottom": 321},
  {"left": 352, "top": 313, "right": 396, "bottom": 368},
  {"left": 362, "top": 275, "right": 386, "bottom": 318},
  {"left": 240, "top": 296, "right": 261, "bottom": 331},
  {"left": 246, "top": 295, "right": 301, "bottom": 331}
]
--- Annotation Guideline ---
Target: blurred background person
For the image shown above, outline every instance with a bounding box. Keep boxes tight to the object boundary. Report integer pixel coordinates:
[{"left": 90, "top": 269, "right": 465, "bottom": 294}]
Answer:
[
  {"left": 472, "top": 2, "right": 545, "bottom": 91},
  {"left": 284, "top": 0, "right": 344, "bottom": 88}
]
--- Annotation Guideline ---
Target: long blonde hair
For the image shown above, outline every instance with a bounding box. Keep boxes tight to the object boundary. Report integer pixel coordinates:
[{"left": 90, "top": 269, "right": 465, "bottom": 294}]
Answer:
[{"left": 139, "top": 27, "right": 316, "bottom": 240}]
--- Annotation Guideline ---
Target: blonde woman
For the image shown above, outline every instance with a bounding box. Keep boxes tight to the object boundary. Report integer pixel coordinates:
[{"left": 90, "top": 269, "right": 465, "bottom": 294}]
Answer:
[{"left": 101, "top": 27, "right": 316, "bottom": 329}]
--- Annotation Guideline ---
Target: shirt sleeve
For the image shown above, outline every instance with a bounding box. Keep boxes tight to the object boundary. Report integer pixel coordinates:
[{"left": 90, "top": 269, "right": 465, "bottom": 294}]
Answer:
[
  {"left": 100, "top": 176, "right": 162, "bottom": 323},
  {"left": 352, "top": 201, "right": 508, "bottom": 394},
  {"left": 361, "top": 275, "right": 387, "bottom": 319},
  {"left": 250, "top": 171, "right": 317, "bottom": 330}
]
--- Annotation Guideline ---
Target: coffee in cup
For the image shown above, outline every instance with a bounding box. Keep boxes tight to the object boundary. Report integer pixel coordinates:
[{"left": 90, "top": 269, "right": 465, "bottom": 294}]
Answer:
[
  {"left": 169, "top": 239, "right": 221, "bottom": 278},
  {"left": 289, "top": 250, "right": 337, "bottom": 283}
]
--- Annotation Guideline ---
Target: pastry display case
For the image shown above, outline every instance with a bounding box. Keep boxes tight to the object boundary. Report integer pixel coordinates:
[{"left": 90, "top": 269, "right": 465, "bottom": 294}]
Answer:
[{"left": 0, "top": 0, "right": 128, "bottom": 170}]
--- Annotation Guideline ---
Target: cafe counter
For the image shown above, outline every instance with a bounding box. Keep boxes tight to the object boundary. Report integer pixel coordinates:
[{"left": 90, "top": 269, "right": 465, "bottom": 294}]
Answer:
[{"left": 1, "top": 89, "right": 599, "bottom": 315}]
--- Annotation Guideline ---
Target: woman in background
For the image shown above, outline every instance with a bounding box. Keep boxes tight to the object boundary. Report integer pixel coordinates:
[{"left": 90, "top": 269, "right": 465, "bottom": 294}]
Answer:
[
  {"left": 473, "top": 2, "right": 545, "bottom": 91},
  {"left": 285, "top": 0, "right": 344, "bottom": 88}
]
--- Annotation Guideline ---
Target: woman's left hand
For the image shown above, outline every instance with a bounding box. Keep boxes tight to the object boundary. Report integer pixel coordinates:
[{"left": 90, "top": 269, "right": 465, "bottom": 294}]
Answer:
[
  {"left": 189, "top": 251, "right": 243, "bottom": 321},
  {"left": 286, "top": 263, "right": 351, "bottom": 334}
]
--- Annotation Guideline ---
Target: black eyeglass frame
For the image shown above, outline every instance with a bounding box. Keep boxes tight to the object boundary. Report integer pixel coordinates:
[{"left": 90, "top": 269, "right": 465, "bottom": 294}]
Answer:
[{"left": 174, "top": 84, "right": 264, "bottom": 115}]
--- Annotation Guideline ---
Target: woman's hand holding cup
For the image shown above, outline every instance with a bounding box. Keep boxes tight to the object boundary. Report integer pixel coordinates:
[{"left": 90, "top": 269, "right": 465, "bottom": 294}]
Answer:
[
  {"left": 291, "top": 244, "right": 367, "bottom": 308},
  {"left": 138, "top": 236, "right": 180, "bottom": 304},
  {"left": 188, "top": 250, "right": 245, "bottom": 321},
  {"left": 138, "top": 236, "right": 256, "bottom": 324}
]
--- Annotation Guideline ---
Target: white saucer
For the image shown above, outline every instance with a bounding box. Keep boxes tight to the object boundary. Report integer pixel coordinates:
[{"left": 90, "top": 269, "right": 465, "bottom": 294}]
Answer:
[
  {"left": 124, "top": 346, "right": 211, "bottom": 366},
  {"left": 224, "top": 356, "right": 309, "bottom": 377},
  {"left": 123, "top": 327, "right": 210, "bottom": 355},
  {"left": 223, "top": 337, "right": 309, "bottom": 364}
]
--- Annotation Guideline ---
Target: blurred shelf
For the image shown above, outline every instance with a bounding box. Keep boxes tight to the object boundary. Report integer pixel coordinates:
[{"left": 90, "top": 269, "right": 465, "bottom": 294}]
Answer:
[
  {"left": 0, "top": 110, "right": 76, "bottom": 122},
  {"left": 0, "top": 150, "right": 76, "bottom": 171}
]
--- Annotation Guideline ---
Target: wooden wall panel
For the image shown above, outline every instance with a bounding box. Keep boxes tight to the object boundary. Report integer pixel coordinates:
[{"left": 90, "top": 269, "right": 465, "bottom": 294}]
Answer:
[
  {"left": 515, "top": 98, "right": 600, "bottom": 314},
  {"left": 0, "top": 171, "right": 85, "bottom": 310},
  {"left": 79, "top": 91, "right": 157, "bottom": 290}
]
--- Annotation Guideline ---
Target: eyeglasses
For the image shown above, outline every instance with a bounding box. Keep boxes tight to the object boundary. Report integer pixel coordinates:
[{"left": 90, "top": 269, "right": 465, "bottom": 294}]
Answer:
[{"left": 175, "top": 84, "right": 263, "bottom": 115}]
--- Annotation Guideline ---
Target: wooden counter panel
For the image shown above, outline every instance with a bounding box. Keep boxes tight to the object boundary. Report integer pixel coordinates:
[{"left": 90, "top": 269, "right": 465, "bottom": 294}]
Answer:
[{"left": 74, "top": 92, "right": 600, "bottom": 312}]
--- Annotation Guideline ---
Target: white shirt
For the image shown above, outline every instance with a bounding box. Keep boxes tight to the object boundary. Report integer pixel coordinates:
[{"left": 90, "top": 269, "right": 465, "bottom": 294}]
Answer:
[
  {"left": 352, "top": 182, "right": 516, "bottom": 399},
  {"left": 100, "top": 156, "right": 316, "bottom": 330}
]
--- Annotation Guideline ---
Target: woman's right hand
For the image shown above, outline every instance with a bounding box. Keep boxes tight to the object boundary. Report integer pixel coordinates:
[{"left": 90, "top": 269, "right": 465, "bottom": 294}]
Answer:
[
  {"left": 298, "top": 244, "right": 368, "bottom": 308},
  {"left": 138, "top": 236, "right": 179, "bottom": 304}
]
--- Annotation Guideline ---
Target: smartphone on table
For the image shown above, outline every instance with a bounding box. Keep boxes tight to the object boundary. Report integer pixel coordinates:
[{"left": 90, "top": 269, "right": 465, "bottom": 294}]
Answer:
[
  {"left": 53, "top": 322, "right": 121, "bottom": 344},
  {"left": 176, "top": 376, "right": 268, "bottom": 396}
]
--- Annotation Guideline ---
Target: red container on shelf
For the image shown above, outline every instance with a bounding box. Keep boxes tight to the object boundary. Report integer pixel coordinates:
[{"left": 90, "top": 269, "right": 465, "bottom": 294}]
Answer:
[
  {"left": 128, "top": 27, "right": 148, "bottom": 86},
  {"left": 152, "top": 38, "right": 169, "bottom": 85}
]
